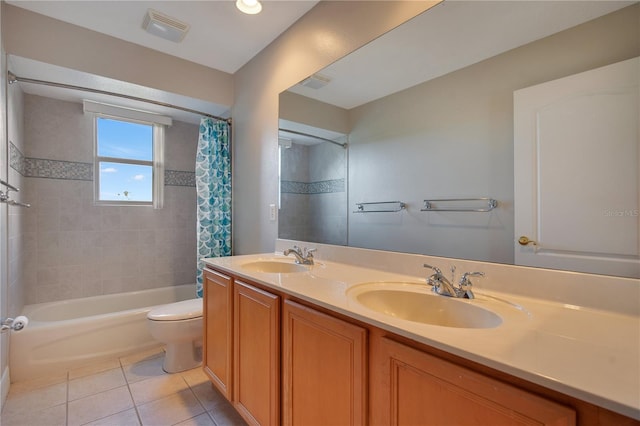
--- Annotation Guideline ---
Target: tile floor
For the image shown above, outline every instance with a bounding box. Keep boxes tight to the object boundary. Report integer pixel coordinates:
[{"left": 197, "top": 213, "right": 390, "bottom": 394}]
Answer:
[{"left": 1, "top": 347, "right": 247, "bottom": 426}]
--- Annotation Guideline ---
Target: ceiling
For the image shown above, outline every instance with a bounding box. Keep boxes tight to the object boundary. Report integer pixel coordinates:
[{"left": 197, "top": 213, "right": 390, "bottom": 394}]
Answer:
[
  {"left": 288, "top": 0, "right": 636, "bottom": 109},
  {"left": 6, "top": 0, "right": 319, "bottom": 74},
  {"left": 7, "top": 0, "right": 318, "bottom": 124}
]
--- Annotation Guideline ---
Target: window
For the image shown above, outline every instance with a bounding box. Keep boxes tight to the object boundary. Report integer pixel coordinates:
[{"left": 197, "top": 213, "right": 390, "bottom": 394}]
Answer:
[{"left": 85, "top": 101, "right": 169, "bottom": 207}]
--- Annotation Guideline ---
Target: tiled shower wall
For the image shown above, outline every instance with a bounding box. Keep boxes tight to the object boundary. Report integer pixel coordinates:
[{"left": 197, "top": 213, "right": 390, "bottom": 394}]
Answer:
[
  {"left": 279, "top": 141, "right": 347, "bottom": 245},
  {"left": 15, "top": 94, "right": 199, "bottom": 304}
]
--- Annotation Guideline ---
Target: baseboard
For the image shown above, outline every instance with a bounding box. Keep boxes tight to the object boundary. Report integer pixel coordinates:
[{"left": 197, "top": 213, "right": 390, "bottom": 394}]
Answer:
[{"left": 0, "top": 365, "right": 9, "bottom": 413}]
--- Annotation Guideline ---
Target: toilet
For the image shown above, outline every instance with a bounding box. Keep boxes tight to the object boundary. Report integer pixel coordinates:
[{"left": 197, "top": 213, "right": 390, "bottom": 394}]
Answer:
[{"left": 147, "top": 298, "right": 203, "bottom": 373}]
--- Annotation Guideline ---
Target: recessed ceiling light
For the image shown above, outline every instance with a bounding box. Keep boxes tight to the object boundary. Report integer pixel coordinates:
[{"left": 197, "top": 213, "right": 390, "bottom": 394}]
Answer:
[
  {"left": 142, "top": 9, "right": 190, "bottom": 43},
  {"left": 236, "top": 0, "right": 262, "bottom": 15}
]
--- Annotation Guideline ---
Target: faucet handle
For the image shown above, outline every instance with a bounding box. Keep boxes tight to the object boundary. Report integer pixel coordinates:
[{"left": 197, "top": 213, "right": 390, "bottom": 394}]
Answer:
[
  {"left": 460, "top": 271, "right": 484, "bottom": 281},
  {"left": 304, "top": 248, "right": 316, "bottom": 258},
  {"left": 423, "top": 264, "right": 442, "bottom": 275},
  {"left": 458, "top": 272, "right": 483, "bottom": 299},
  {"left": 459, "top": 272, "right": 484, "bottom": 289}
]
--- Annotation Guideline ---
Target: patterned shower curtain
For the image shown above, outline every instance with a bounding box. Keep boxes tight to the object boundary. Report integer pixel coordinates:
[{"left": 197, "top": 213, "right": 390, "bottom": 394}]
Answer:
[{"left": 195, "top": 118, "right": 231, "bottom": 297}]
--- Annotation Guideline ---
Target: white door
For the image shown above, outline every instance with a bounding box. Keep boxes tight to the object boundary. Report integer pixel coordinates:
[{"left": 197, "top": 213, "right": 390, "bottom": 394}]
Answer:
[{"left": 514, "top": 57, "right": 639, "bottom": 278}]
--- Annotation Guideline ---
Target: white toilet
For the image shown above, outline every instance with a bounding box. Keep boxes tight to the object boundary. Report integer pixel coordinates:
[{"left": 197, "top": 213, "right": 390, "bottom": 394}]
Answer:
[{"left": 147, "top": 298, "right": 203, "bottom": 373}]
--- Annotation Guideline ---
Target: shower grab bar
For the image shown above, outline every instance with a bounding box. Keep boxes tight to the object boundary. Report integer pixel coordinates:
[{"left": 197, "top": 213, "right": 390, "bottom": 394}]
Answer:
[
  {"left": 0, "top": 189, "right": 31, "bottom": 208},
  {"left": 354, "top": 201, "right": 406, "bottom": 213},
  {"left": 421, "top": 198, "right": 497, "bottom": 212},
  {"left": 1, "top": 198, "right": 31, "bottom": 208},
  {"left": 0, "top": 179, "right": 19, "bottom": 192}
]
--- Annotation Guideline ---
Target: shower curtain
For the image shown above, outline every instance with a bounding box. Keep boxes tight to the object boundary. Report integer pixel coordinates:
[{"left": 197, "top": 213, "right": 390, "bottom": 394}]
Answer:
[{"left": 195, "top": 118, "right": 231, "bottom": 297}]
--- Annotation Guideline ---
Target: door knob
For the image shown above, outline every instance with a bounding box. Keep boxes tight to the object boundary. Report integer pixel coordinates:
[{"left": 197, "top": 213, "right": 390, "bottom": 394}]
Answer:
[{"left": 518, "top": 236, "right": 537, "bottom": 246}]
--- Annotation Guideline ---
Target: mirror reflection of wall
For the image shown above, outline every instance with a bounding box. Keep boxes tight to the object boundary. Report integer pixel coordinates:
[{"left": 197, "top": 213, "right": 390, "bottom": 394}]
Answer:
[{"left": 278, "top": 2, "right": 640, "bottom": 278}]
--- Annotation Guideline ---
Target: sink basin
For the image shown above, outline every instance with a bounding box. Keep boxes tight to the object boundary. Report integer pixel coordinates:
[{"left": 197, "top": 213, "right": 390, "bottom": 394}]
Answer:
[
  {"left": 347, "top": 282, "right": 502, "bottom": 329},
  {"left": 241, "top": 260, "right": 308, "bottom": 274}
]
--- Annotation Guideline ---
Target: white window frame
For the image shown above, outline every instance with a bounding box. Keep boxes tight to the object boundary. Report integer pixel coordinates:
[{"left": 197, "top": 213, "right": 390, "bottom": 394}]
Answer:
[{"left": 84, "top": 101, "right": 169, "bottom": 208}]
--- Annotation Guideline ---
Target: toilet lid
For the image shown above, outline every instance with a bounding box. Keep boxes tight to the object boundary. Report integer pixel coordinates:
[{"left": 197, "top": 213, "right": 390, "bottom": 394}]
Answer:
[{"left": 147, "top": 298, "right": 202, "bottom": 321}]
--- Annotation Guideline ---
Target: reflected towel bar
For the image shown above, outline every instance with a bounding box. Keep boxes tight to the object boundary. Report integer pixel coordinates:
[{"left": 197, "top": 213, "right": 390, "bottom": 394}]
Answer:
[
  {"left": 421, "top": 198, "right": 497, "bottom": 212},
  {"left": 354, "top": 201, "right": 406, "bottom": 213}
]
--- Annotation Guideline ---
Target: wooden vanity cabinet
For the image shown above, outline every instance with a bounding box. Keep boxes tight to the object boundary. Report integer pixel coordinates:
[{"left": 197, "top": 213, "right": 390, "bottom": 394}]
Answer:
[
  {"left": 370, "top": 336, "right": 576, "bottom": 426},
  {"left": 233, "top": 281, "right": 280, "bottom": 426},
  {"left": 202, "top": 269, "right": 233, "bottom": 400},
  {"left": 204, "top": 266, "right": 635, "bottom": 426},
  {"left": 282, "top": 300, "right": 367, "bottom": 426}
]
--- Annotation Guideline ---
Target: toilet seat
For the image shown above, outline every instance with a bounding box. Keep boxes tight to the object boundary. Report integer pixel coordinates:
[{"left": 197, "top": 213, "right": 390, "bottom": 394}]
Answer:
[{"left": 148, "top": 298, "right": 202, "bottom": 321}]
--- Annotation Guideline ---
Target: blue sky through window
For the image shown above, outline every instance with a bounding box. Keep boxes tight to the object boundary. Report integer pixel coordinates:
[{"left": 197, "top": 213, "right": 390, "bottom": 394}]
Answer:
[
  {"left": 97, "top": 118, "right": 154, "bottom": 202},
  {"left": 97, "top": 118, "right": 153, "bottom": 161}
]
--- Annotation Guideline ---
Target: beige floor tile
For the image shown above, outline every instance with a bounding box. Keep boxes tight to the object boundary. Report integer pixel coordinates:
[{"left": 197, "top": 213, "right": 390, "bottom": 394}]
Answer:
[
  {"left": 69, "top": 367, "right": 127, "bottom": 401},
  {"left": 68, "top": 385, "right": 134, "bottom": 426},
  {"left": 0, "top": 402, "right": 66, "bottom": 426},
  {"left": 128, "top": 373, "right": 189, "bottom": 406},
  {"left": 2, "top": 382, "right": 67, "bottom": 419},
  {"left": 189, "top": 381, "right": 226, "bottom": 412},
  {"left": 83, "top": 408, "right": 141, "bottom": 426},
  {"left": 119, "top": 346, "right": 164, "bottom": 366},
  {"left": 7, "top": 372, "right": 67, "bottom": 395},
  {"left": 122, "top": 355, "right": 166, "bottom": 384},
  {"left": 174, "top": 412, "right": 216, "bottom": 426},
  {"left": 68, "top": 358, "right": 121, "bottom": 380},
  {"left": 208, "top": 403, "right": 248, "bottom": 426},
  {"left": 137, "top": 389, "right": 205, "bottom": 426},
  {"left": 181, "top": 367, "right": 209, "bottom": 388}
]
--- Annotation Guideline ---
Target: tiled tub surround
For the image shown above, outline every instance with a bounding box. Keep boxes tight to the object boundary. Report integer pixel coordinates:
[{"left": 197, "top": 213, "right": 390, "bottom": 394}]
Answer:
[
  {"left": 14, "top": 94, "right": 199, "bottom": 304},
  {"left": 279, "top": 142, "right": 347, "bottom": 246},
  {"left": 204, "top": 240, "right": 640, "bottom": 421}
]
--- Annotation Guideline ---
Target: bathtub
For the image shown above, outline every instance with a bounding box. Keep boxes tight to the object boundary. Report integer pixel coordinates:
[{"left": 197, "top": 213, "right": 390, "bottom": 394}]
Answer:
[{"left": 10, "top": 284, "right": 197, "bottom": 383}]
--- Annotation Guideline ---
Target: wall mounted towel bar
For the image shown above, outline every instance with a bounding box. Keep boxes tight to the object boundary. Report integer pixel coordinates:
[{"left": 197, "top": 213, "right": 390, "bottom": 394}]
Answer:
[
  {"left": 421, "top": 198, "right": 497, "bottom": 212},
  {"left": 354, "top": 201, "right": 406, "bottom": 213}
]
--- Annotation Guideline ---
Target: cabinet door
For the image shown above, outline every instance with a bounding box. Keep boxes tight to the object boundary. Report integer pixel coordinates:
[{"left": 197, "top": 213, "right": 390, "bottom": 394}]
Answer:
[
  {"left": 283, "top": 300, "right": 367, "bottom": 426},
  {"left": 234, "top": 281, "right": 280, "bottom": 426},
  {"left": 203, "top": 269, "right": 233, "bottom": 400},
  {"left": 370, "top": 336, "right": 576, "bottom": 426}
]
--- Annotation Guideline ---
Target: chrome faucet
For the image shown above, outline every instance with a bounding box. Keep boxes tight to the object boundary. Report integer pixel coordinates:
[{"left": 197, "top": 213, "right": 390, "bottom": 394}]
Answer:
[
  {"left": 283, "top": 246, "right": 316, "bottom": 265},
  {"left": 423, "top": 264, "right": 484, "bottom": 299}
]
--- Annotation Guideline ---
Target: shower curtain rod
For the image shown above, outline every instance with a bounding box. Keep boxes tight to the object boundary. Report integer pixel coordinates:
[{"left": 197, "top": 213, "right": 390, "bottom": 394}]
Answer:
[
  {"left": 278, "top": 128, "right": 347, "bottom": 148},
  {"left": 8, "top": 71, "right": 231, "bottom": 124}
]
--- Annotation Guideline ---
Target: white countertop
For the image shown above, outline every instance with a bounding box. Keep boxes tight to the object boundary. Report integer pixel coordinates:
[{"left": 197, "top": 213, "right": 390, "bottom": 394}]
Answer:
[{"left": 203, "top": 252, "right": 640, "bottom": 420}]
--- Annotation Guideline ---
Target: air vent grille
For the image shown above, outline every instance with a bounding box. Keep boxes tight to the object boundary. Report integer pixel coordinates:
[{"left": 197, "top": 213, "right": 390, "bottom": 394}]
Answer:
[{"left": 142, "top": 9, "right": 190, "bottom": 43}]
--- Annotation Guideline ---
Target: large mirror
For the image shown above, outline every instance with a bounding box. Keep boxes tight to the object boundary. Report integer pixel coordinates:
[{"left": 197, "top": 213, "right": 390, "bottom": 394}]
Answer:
[{"left": 279, "top": 1, "right": 639, "bottom": 278}]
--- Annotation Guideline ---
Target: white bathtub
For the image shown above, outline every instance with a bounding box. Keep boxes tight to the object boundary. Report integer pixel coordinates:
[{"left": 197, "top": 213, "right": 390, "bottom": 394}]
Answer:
[{"left": 10, "top": 284, "right": 197, "bottom": 383}]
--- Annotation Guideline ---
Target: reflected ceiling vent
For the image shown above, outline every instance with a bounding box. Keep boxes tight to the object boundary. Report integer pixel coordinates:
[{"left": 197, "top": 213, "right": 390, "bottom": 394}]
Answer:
[
  {"left": 298, "top": 74, "right": 331, "bottom": 90},
  {"left": 142, "top": 9, "right": 190, "bottom": 43}
]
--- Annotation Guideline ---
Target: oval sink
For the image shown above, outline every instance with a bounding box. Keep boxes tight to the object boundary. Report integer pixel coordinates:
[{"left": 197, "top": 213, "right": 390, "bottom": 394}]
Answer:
[
  {"left": 241, "top": 260, "right": 308, "bottom": 274},
  {"left": 347, "top": 282, "right": 502, "bottom": 329}
]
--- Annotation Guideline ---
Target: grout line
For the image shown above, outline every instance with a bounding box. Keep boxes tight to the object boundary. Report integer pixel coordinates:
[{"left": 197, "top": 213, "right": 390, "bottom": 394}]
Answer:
[{"left": 120, "top": 357, "right": 144, "bottom": 426}]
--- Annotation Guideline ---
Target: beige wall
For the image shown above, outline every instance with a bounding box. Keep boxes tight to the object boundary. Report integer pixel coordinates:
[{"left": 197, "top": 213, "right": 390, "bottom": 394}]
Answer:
[
  {"left": 0, "top": 0, "right": 8, "bottom": 407},
  {"left": 279, "top": 91, "right": 349, "bottom": 135},
  {"left": 2, "top": 4, "right": 233, "bottom": 108},
  {"left": 232, "top": 1, "right": 438, "bottom": 254}
]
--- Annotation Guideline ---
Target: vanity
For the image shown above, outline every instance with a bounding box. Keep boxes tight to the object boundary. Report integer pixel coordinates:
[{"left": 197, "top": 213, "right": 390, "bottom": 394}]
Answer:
[{"left": 202, "top": 242, "right": 639, "bottom": 426}]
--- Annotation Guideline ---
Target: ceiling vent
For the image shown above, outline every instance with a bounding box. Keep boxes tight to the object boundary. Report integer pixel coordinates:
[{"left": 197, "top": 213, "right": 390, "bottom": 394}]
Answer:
[
  {"left": 298, "top": 74, "right": 331, "bottom": 90},
  {"left": 142, "top": 9, "right": 190, "bottom": 43}
]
